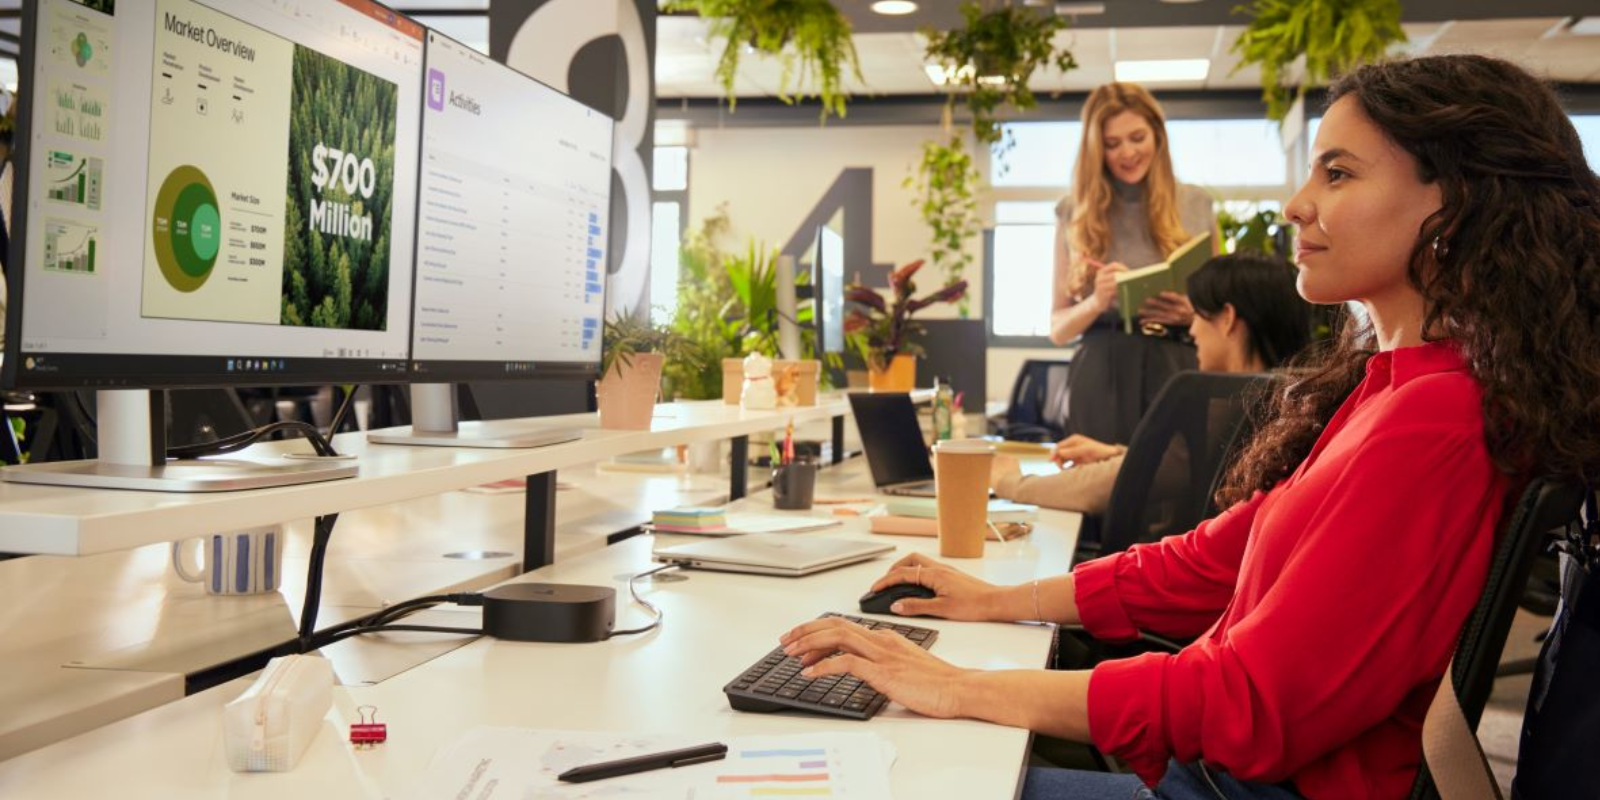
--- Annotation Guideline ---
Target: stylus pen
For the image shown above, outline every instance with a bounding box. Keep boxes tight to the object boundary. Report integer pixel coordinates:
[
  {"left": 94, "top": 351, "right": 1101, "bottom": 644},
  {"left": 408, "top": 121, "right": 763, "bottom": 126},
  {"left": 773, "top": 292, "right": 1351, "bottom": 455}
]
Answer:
[{"left": 557, "top": 742, "right": 729, "bottom": 783}]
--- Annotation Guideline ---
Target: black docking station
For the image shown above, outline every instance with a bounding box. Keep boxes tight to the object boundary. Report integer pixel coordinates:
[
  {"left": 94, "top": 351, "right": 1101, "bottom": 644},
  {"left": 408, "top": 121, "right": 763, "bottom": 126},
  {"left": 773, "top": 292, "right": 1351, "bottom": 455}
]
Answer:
[{"left": 481, "top": 583, "right": 616, "bottom": 642}]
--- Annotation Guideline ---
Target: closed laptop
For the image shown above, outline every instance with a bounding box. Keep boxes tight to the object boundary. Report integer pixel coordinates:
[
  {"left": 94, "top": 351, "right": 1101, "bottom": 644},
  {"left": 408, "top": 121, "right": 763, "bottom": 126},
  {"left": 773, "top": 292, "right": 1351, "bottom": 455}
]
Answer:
[{"left": 651, "top": 534, "right": 894, "bottom": 577}]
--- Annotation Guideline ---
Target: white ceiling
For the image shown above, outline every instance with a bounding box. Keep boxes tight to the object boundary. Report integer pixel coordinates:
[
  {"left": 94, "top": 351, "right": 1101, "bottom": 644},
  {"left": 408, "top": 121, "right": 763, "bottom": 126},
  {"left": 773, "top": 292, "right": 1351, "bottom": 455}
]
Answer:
[{"left": 655, "top": 16, "right": 1600, "bottom": 99}]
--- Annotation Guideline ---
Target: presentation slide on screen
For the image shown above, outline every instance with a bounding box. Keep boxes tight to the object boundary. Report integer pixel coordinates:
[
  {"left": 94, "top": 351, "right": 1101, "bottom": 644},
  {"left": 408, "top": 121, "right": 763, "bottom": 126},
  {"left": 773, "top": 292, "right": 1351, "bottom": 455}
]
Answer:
[
  {"left": 410, "top": 33, "right": 611, "bottom": 365},
  {"left": 140, "top": 0, "right": 397, "bottom": 332},
  {"left": 17, "top": 0, "right": 421, "bottom": 365}
]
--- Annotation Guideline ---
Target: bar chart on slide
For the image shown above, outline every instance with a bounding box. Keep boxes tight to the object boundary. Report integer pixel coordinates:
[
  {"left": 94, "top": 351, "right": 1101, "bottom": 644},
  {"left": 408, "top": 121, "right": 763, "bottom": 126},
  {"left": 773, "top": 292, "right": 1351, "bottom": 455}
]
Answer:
[
  {"left": 50, "top": 80, "right": 108, "bottom": 143},
  {"left": 44, "top": 150, "right": 104, "bottom": 210},
  {"left": 43, "top": 218, "right": 99, "bottom": 275}
]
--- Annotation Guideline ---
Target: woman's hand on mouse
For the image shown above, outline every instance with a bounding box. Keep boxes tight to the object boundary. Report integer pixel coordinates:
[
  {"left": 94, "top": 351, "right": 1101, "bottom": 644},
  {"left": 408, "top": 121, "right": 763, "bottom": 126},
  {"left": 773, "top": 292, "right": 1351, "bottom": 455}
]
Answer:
[{"left": 867, "top": 553, "right": 1000, "bottom": 621}]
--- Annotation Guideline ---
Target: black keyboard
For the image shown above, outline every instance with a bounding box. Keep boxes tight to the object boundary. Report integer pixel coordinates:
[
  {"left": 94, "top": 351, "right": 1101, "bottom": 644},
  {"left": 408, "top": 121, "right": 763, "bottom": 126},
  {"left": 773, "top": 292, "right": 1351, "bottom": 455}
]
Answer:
[{"left": 723, "top": 612, "right": 939, "bottom": 720}]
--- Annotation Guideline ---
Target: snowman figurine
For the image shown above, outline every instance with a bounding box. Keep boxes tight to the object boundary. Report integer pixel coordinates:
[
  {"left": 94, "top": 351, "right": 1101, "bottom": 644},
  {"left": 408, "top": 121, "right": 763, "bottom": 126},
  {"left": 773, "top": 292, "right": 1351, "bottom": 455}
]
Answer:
[{"left": 741, "top": 352, "right": 777, "bottom": 410}]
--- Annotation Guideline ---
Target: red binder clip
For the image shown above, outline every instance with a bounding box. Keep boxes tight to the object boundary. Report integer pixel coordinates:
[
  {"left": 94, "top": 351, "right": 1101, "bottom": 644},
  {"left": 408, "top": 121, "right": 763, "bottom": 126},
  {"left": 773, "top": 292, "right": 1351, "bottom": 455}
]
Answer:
[{"left": 350, "top": 705, "right": 387, "bottom": 748}]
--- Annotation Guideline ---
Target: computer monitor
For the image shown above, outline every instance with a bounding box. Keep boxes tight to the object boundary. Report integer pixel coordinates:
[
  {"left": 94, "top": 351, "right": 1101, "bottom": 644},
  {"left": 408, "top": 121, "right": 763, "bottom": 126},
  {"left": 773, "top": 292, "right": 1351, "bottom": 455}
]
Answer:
[
  {"left": 813, "top": 223, "right": 845, "bottom": 355},
  {"left": 1, "top": 0, "right": 425, "bottom": 490},
  {"left": 366, "top": 30, "right": 612, "bottom": 449}
]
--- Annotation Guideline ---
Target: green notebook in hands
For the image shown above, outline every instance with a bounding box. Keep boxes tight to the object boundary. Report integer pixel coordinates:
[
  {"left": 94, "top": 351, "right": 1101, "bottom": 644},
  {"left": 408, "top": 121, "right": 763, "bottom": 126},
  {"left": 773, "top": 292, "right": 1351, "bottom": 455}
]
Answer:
[{"left": 1114, "top": 233, "right": 1213, "bottom": 334}]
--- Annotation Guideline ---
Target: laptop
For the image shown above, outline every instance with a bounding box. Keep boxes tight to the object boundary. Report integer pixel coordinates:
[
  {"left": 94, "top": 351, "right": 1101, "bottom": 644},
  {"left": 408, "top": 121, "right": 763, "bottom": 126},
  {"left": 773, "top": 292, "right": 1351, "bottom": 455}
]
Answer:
[
  {"left": 651, "top": 534, "right": 894, "bottom": 577},
  {"left": 847, "top": 393, "right": 939, "bottom": 497}
]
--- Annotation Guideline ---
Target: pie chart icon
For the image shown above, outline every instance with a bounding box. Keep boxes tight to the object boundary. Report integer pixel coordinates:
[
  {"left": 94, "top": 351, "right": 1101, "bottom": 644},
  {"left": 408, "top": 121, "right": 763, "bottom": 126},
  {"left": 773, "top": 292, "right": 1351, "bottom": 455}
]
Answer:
[{"left": 152, "top": 165, "right": 222, "bottom": 293}]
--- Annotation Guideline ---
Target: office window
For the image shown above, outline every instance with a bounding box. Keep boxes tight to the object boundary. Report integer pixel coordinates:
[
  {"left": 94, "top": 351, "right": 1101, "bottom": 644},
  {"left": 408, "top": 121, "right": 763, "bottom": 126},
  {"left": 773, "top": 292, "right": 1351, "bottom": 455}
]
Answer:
[
  {"left": 650, "top": 201, "right": 682, "bottom": 325},
  {"left": 990, "top": 202, "right": 1058, "bottom": 338},
  {"left": 1, "top": 58, "right": 17, "bottom": 94},
  {"left": 991, "top": 123, "right": 1080, "bottom": 187},
  {"left": 1168, "top": 119, "right": 1286, "bottom": 187},
  {"left": 653, "top": 146, "right": 689, "bottom": 192}
]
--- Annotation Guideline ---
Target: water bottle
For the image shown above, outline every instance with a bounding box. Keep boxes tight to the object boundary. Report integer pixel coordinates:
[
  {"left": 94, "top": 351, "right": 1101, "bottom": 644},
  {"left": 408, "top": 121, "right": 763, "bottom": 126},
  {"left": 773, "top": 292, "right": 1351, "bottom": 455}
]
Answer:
[{"left": 933, "top": 377, "right": 954, "bottom": 442}]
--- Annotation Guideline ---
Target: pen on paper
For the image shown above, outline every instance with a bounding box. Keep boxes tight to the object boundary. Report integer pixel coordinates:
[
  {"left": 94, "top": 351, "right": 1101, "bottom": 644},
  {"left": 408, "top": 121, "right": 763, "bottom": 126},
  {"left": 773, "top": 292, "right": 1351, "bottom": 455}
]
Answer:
[{"left": 557, "top": 742, "right": 728, "bottom": 783}]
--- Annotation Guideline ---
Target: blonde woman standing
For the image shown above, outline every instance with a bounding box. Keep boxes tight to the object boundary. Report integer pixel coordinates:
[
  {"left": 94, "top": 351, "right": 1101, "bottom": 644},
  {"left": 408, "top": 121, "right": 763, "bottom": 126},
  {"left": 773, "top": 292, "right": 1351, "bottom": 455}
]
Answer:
[{"left": 1049, "top": 83, "right": 1217, "bottom": 446}]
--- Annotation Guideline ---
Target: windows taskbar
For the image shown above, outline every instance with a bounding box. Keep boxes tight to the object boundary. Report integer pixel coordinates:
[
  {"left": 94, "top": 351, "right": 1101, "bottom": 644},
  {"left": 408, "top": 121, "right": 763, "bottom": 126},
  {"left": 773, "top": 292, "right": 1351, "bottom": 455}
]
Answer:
[{"left": 4, "top": 352, "right": 411, "bottom": 390}]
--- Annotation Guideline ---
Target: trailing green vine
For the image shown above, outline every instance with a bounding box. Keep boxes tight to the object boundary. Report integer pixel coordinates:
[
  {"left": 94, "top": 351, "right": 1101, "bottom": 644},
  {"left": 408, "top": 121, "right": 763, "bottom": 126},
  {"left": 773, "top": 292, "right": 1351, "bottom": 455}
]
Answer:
[
  {"left": 921, "top": 1, "right": 1078, "bottom": 153},
  {"left": 1230, "top": 0, "right": 1406, "bottom": 122},
  {"left": 906, "top": 2, "right": 1076, "bottom": 302},
  {"left": 666, "top": 0, "right": 863, "bottom": 121},
  {"left": 903, "top": 130, "right": 981, "bottom": 316}
]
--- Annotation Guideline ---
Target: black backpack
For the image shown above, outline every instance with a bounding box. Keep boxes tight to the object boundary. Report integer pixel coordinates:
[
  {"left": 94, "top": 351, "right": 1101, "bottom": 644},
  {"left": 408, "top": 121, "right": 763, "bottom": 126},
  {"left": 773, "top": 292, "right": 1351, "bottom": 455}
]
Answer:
[{"left": 1512, "top": 493, "right": 1600, "bottom": 799}]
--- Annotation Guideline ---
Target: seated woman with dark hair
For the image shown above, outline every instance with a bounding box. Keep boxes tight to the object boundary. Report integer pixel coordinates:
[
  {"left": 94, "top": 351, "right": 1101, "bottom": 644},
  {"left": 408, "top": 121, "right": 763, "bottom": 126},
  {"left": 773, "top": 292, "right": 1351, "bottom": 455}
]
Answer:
[{"left": 991, "top": 250, "right": 1312, "bottom": 514}]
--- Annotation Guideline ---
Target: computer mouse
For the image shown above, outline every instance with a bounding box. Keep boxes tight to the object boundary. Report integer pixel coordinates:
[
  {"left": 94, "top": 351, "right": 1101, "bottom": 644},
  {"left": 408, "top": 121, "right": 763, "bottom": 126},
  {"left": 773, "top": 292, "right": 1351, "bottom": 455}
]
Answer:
[{"left": 858, "top": 583, "right": 937, "bottom": 616}]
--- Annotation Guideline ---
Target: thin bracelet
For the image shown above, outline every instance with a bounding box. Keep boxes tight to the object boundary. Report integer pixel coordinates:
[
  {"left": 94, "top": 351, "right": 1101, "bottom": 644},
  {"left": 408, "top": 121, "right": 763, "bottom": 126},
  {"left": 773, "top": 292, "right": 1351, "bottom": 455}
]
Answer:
[{"left": 1032, "top": 579, "right": 1044, "bottom": 622}]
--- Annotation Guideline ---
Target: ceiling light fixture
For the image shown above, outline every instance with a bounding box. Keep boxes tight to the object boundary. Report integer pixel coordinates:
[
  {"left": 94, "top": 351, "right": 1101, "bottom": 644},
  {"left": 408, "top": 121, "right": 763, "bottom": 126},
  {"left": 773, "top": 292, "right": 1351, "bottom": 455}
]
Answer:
[
  {"left": 1054, "top": 2, "right": 1106, "bottom": 14},
  {"left": 1114, "top": 58, "right": 1211, "bottom": 82},
  {"left": 924, "top": 63, "right": 976, "bottom": 86},
  {"left": 870, "top": 0, "right": 918, "bottom": 15}
]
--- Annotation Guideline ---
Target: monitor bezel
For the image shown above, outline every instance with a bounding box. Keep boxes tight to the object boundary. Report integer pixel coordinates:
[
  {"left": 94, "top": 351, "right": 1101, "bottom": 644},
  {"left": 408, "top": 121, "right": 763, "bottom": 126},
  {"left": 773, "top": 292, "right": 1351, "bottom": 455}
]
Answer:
[
  {"left": 403, "top": 28, "right": 613, "bottom": 385},
  {"left": 1, "top": 0, "right": 421, "bottom": 391}
]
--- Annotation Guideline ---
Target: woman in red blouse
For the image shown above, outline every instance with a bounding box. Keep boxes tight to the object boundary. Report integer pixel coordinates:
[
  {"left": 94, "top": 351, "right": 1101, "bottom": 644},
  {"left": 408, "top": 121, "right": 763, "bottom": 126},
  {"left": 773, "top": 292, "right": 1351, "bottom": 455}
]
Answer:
[{"left": 781, "top": 55, "right": 1600, "bottom": 799}]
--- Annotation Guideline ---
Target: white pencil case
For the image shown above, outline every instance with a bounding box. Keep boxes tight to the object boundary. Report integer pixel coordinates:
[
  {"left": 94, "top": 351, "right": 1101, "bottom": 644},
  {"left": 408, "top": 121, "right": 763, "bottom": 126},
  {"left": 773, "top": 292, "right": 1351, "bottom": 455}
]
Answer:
[{"left": 223, "top": 654, "right": 333, "bottom": 772}]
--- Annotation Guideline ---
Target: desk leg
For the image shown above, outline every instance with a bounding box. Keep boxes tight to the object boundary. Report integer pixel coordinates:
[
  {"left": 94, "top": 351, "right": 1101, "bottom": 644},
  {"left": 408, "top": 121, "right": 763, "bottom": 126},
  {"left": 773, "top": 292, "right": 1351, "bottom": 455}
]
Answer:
[
  {"left": 523, "top": 471, "right": 556, "bottom": 573},
  {"left": 832, "top": 415, "right": 845, "bottom": 465},
  {"left": 730, "top": 435, "right": 748, "bottom": 500}
]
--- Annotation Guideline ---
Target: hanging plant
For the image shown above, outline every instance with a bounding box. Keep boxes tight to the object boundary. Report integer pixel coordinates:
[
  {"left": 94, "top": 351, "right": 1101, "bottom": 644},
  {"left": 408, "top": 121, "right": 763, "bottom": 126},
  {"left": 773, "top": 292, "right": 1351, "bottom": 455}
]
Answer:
[
  {"left": 1230, "top": 0, "right": 1407, "bottom": 123},
  {"left": 921, "top": 1, "right": 1078, "bottom": 152},
  {"left": 665, "top": 0, "right": 863, "bottom": 121},
  {"left": 903, "top": 124, "right": 981, "bottom": 315}
]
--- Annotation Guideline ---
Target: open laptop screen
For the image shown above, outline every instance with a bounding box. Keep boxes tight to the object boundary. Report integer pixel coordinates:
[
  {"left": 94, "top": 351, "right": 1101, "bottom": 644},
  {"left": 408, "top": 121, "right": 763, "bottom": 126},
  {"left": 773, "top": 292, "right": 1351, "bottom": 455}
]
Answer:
[{"left": 847, "top": 393, "right": 935, "bottom": 489}]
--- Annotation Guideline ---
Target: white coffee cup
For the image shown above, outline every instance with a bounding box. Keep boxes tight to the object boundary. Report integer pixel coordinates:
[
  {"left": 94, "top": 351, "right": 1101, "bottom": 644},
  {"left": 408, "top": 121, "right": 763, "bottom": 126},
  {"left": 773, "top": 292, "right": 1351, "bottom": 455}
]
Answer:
[{"left": 172, "top": 525, "right": 286, "bottom": 596}]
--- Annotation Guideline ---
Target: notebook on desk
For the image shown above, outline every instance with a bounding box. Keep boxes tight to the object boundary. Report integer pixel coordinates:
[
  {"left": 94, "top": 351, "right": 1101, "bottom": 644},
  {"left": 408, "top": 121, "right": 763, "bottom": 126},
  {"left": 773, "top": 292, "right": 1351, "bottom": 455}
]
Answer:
[
  {"left": 847, "top": 392, "right": 938, "bottom": 497},
  {"left": 651, "top": 534, "right": 893, "bottom": 577}
]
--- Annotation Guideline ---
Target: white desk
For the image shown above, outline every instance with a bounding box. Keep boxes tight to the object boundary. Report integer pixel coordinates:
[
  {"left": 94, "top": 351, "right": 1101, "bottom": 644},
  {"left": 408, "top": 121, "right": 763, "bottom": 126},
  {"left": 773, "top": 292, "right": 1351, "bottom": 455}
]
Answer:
[
  {"left": 0, "top": 464, "right": 732, "bottom": 761},
  {"left": 0, "top": 396, "right": 867, "bottom": 557},
  {"left": 0, "top": 479, "right": 1081, "bottom": 799}
]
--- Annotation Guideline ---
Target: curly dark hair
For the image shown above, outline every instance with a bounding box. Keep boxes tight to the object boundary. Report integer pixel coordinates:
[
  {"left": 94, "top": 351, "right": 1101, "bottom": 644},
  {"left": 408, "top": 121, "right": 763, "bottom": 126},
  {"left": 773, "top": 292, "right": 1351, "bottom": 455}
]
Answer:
[{"left": 1215, "top": 54, "right": 1600, "bottom": 508}]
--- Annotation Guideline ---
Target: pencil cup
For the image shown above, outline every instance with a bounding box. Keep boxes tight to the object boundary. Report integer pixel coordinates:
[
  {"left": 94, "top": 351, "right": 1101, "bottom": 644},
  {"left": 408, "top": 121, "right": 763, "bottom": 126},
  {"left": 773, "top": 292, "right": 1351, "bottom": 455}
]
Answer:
[
  {"left": 934, "top": 439, "right": 994, "bottom": 558},
  {"left": 171, "top": 525, "right": 286, "bottom": 596},
  {"left": 771, "top": 461, "right": 818, "bottom": 510}
]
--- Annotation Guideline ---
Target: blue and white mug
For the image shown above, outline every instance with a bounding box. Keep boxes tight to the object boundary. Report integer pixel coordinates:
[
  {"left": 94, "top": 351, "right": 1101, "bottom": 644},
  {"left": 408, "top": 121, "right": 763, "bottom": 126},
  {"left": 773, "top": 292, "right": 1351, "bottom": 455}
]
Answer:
[{"left": 171, "top": 526, "right": 285, "bottom": 596}]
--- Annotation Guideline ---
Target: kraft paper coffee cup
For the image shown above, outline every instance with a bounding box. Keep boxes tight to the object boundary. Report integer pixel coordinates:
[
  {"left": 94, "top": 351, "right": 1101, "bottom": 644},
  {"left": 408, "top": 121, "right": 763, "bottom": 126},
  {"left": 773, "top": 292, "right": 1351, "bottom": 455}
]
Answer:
[{"left": 934, "top": 439, "right": 994, "bottom": 558}]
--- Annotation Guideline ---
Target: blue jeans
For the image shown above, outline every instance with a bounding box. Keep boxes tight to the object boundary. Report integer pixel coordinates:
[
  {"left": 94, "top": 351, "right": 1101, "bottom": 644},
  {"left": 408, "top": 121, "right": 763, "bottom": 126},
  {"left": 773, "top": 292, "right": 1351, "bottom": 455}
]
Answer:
[{"left": 1022, "top": 760, "right": 1303, "bottom": 800}]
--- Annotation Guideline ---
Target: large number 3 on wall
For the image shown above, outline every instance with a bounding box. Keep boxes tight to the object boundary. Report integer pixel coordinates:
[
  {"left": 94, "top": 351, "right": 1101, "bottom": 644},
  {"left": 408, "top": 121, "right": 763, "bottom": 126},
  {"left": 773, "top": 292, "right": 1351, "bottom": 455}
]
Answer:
[{"left": 502, "top": 0, "right": 654, "bottom": 318}]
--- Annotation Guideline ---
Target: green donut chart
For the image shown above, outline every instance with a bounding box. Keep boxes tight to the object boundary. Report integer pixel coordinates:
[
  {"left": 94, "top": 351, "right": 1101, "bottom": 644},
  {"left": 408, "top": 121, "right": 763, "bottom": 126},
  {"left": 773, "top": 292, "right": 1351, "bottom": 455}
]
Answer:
[{"left": 152, "top": 165, "right": 222, "bottom": 293}]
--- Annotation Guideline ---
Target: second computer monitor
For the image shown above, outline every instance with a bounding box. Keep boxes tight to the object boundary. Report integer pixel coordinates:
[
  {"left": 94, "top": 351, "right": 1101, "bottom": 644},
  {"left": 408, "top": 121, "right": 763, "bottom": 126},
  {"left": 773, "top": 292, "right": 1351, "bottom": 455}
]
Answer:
[
  {"left": 814, "top": 224, "right": 845, "bottom": 355},
  {"left": 408, "top": 31, "right": 613, "bottom": 382}
]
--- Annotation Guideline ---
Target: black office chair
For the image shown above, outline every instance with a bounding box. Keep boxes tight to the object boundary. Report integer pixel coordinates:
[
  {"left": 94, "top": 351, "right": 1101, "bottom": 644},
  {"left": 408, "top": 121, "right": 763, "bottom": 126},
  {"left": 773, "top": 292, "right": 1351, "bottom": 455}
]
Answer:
[
  {"left": 990, "top": 359, "right": 1071, "bottom": 443},
  {"left": 1408, "top": 477, "right": 1585, "bottom": 800},
  {"left": 1073, "top": 372, "right": 1271, "bottom": 566}
]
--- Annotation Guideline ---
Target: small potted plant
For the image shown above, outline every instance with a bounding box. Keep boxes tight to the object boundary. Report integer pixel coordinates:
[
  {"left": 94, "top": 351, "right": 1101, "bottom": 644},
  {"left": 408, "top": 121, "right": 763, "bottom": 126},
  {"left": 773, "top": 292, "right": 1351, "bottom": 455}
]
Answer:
[
  {"left": 845, "top": 260, "right": 967, "bottom": 392},
  {"left": 599, "top": 314, "right": 698, "bottom": 430}
]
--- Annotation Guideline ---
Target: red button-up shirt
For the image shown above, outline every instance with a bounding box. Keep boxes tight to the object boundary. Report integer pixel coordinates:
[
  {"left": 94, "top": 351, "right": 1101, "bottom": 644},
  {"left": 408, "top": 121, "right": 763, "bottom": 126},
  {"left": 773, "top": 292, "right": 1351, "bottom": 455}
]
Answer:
[{"left": 1074, "top": 341, "right": 1511, "bottom": 799}]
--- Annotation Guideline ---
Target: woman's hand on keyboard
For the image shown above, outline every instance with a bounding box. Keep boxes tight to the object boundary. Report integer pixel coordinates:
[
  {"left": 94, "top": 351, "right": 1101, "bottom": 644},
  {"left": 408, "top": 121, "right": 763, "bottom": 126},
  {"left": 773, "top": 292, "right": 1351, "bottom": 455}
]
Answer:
[
  {"left": 780, "top": 617, "right": 967, "bottom": 719},
  {"left": 867, "top": 553, "right": 1000, "bottom": 621}
]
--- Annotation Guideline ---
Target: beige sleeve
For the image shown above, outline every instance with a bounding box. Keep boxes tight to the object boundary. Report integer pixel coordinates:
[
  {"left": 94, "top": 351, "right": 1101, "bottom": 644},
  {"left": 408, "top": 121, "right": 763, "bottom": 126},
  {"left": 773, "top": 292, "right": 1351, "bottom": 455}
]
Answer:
[{"left": 993, "top": 455, "right": 1124, "bottom": 516}]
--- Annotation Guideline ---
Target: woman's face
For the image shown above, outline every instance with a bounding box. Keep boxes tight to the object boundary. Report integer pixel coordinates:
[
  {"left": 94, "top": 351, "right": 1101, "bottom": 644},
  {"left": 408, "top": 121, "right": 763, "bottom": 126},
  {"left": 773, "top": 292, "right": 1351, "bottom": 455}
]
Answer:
[
  {"left": 1284, "top": 96, "right": 1442, "bottom": 305},
  {"left": 1101, "top": 110, "right": 1157, "bottom": 185},
  {"left": 1188, "top": 307, "right": 1235, "bottom": 372}
]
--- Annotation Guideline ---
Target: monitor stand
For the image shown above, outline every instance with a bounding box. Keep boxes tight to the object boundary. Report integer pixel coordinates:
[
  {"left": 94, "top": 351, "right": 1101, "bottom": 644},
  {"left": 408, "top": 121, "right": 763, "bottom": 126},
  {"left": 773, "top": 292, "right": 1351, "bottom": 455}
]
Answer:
[
  {"left": 1, "top": 390, "right": 358, "bottom": 492},
  {"left": 366, "top": 384, "right": 584, "bottom": 449}
]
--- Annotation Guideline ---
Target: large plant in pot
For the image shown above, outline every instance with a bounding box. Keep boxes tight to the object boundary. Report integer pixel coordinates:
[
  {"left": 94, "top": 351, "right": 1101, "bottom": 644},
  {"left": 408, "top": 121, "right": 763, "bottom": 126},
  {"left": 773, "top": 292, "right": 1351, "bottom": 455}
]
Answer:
[
  {"left": 845, "top": 260, "right": 967, "bottom": 392},
  {"left": 598, "top": 314, "right": 698, "bottom": 430}
]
